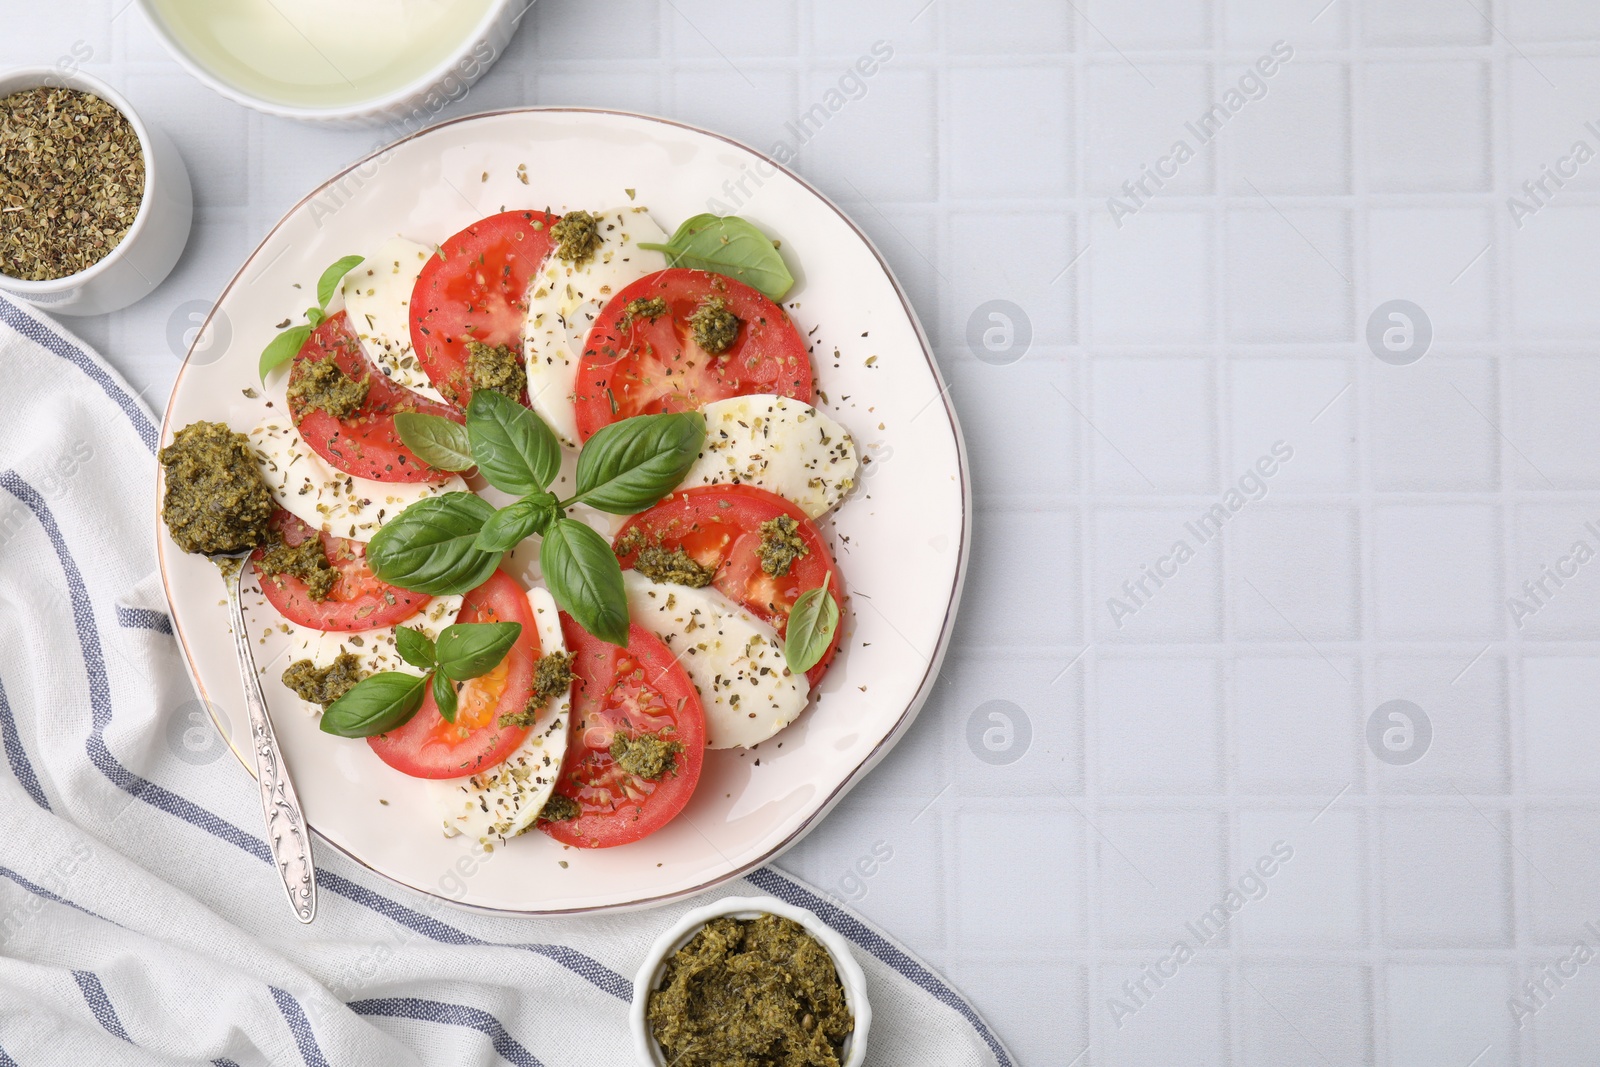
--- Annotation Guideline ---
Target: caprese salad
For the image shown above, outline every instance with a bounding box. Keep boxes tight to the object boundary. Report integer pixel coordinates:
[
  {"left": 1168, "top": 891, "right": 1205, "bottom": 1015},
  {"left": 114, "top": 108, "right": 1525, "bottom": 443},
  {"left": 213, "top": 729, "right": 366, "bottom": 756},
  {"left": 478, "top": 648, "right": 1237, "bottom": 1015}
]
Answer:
[{"left": 188, "top": 205, "right": 861, "bottom": 853}]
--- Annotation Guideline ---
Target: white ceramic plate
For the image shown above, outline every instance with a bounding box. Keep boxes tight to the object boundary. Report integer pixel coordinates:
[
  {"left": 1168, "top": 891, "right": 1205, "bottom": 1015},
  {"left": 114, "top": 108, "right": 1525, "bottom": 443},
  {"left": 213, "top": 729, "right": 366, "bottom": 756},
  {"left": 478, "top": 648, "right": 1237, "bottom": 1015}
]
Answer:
[{"left": 156, "top": 109, "right": 968, "bottom": 914}]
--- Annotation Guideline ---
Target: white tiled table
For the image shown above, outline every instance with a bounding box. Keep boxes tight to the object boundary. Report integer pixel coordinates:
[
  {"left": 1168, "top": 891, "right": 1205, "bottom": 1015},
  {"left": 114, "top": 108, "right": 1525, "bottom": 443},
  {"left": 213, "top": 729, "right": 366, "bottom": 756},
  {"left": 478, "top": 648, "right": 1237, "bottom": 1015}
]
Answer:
[{"left": 14, "top": 2, "right": 1600, "bottom": 1063}]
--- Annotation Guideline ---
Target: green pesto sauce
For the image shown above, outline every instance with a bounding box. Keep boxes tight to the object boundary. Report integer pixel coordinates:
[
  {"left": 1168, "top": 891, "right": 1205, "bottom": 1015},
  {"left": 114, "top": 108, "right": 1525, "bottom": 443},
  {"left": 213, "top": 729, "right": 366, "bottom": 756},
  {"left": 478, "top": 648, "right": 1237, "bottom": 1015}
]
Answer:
[
  {"left": 498, "top": 651, "right": 576, "bottom": 728},
  {"left": 647, "top": 914, "right": 853, "bottom": 1067},
  {"left": 618, "top": 528, "right": 718, "bottom": 588},
  {"left": 688, "top": 296, "right": 741, "bottom": 355},
  {"left": 287, "top": 354, "right": 369, "bottom": 419},
  {"left": 282, "top": 653, "right": 363, "bottom": 706},
  {"left": 757, "top": 515, "right": 808, "bottom": 578},
  {"left": 159, "top": 421, "right": 274, "bottom": 556},
  {"left": 550, "top": 209, "right": 603, "bottom": 267},
  {"left": 465, "top": 340, "right": 527, "bottom": 400},
  {"left": 538, "top": 792, "right": 580, "bottom": 822},
  {"left": 610, "top": 730, "right": 682, "bottom": 780},
  {"left": 258, "top": 531, "right": 337, "bottom": 601},
  {"left": 623, "top": 295, "right": 669, "bottom": 329}
]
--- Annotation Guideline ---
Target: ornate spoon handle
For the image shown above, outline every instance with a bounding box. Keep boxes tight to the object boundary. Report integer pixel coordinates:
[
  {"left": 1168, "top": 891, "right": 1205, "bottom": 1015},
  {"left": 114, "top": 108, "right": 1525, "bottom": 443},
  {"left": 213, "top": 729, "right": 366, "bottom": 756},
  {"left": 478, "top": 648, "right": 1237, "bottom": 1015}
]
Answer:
[{"left": 222, "top": 560, "right": 317, "bottom": 923}]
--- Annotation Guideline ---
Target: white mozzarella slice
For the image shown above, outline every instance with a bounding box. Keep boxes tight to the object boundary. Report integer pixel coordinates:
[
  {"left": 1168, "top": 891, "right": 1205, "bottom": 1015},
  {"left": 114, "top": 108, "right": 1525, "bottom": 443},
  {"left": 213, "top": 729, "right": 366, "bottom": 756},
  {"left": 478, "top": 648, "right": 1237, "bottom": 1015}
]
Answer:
[
  {"left": 430, "top": 588, "right": 572, "bottom": 843},
  {"left": 342, "top": 237, "right": 445, "bottom": 403},
  {"left": 622, "top": 571, "right": 808, "bottom": 749},
  {"left": 523, "top": 207, "right": 668, "bottom": 448},
  {"left": 679, "top": 395, "right": 859, "bottom": 519},
  {"left": 249, "top": 417, "right": 468, "bottom": 540},
  {"left": 276, "top": 593, "right": 464, "bottom": 713}
]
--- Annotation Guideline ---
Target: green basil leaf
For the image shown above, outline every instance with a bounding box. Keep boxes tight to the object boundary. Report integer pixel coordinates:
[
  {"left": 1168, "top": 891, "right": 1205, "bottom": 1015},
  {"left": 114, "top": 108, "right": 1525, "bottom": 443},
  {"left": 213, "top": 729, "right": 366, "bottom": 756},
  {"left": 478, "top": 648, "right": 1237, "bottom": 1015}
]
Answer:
[
  {"left": 305, "top": 306, "right": 327, "bottom": 329},
  {"left": 467, "top": 389, "right": 561, "bottom": 496},
  {"left": 571, "top": 412, "right": 706, "bottom": 514},
  {"left": 319, "top": 672, "right": 426, "bottom": 738},
  {"left": 435, "top": 620, "right": 523, "bottom": 681},
  {"left": 541, "top": 518, "right": 629, "bottom": 646},
  {"left": 318, "top": 254, "right": 365, "bottom": 308},
  {"left": 259, "top": 323, "right": 311, "bottom": 379},
  {"left": 638, "top": 214, "right": 794, "bottom": 302},
  {"left": 366, "top": 493, "right": 500, "bottom": 596},
  {"left": 474, "top": 497, "right": 548, "bottom": 553},
  {"left": 395, "top": 412, "right": 474, "bottom": 472},
  {"left": 783, "top": 573, "right": 839, "bottom": 676},
  {"left": 432, "top": 670, "right": 458, "bottom": 724},
  {"left": 394, "top": 625, "right": 436, "bottom": 670}
]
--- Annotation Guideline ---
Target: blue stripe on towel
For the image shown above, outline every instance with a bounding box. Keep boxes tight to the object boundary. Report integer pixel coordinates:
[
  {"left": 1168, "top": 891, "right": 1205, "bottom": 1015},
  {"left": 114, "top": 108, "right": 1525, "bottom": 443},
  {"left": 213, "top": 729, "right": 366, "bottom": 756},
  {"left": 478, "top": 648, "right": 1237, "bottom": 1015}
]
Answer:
[
  {"left": 351, "top": 997, "right": 546, "bottom": 1067},
  {"left": 0, "top": 675, "right": 48, "bottom": 811},
  {"left": 0, "top": 296, "right": 158, "bottom": 454},
  {"left": 71, "top": 970, "right": 131, "bottom": 1042},
  {"left": 270, "top": 987, "right": 332, "bottom": 1067},
  {"left": 114, "top": 605, "right": 173, "bottom": 635}
]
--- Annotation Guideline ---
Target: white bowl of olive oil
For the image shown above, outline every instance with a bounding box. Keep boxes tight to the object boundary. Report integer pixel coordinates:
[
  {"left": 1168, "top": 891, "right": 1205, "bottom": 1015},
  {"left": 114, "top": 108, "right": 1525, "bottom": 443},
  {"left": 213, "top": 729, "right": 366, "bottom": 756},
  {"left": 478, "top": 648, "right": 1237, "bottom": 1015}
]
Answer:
[{"left": 134, "top": 0, "right": 523, "bottom": 128}]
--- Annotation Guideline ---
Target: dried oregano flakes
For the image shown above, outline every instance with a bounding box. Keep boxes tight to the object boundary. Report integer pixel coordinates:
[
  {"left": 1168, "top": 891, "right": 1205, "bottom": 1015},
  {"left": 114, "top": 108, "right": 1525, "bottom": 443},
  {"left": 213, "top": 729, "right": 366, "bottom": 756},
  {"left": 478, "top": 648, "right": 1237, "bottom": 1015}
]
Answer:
[{"left": 0, "top": 86, "right": 146, "bottom": 282}]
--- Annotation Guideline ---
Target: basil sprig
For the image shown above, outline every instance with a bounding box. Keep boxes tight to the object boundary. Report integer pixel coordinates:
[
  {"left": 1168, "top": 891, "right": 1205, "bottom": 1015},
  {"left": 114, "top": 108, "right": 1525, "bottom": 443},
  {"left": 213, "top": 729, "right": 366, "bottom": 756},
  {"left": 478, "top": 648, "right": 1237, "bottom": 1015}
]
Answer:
[
  {"left": 574, "top": 413, "right": 705, "bottom": 514},
  {"left": 388, "top": 402, "right": 706, "bottom": 646},
  {"left": 784, "top": 573, "right": 839, "bottom": 675},
  {"left": 366, "top": 494, "right": 500, "bottom": 596},
  {"left": 540, "top": 517, "right": 629, "bottom": 646},
  {"left": 319, "top": 619, "right": 522, "bottom": 735},
  {"left": 318, "top": 673, "right": 426, "bottom": 738},
  {"left": 258, "top": 254, "right": 366, "bottom": 379},
  {"left": 638, "top": 214, "right": 794, "bottom": 302},
  {"left": 394, "top": 413, "right": 473, "bottom": 472}
]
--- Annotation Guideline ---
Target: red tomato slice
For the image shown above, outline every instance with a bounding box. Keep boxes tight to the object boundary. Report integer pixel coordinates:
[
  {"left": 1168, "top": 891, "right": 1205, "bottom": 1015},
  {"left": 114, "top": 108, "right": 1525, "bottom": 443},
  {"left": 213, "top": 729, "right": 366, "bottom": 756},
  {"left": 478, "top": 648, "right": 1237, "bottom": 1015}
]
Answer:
[
  {"left": 614, "top": 485, "right": 846, "bottom": 686},
  {"left": 251, "top": 509, "right": 430, "bottom": 633},
  {"left": 539, "top": 615, "right": 705, "bottom": 849},
  {"left": 287, "top": 311, "right": 463, "bottom": 483},
  {"left": 573, "top": 268, "right": 814, "bottom": 441},
  {"left": 367, "top": 570, "right": 540, "bottom": 780},
  {"left": 409, "top": 209, "right": 558, "bottom": 408}
]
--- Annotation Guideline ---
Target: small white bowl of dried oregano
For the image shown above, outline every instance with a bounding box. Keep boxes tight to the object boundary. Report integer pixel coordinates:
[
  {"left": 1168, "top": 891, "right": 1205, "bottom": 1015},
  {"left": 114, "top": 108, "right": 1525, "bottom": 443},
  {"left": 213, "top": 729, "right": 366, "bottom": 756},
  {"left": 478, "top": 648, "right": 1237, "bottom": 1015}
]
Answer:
[{"left": 0, "top": 67, "right": 192, "bottom": 316}]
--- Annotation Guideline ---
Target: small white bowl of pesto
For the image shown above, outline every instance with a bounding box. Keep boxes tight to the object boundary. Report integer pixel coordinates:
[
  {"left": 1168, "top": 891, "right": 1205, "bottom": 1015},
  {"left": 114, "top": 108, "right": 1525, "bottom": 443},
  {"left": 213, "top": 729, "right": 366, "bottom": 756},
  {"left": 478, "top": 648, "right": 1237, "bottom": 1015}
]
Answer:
[
  {"left": 631, "top": 895, "right": 871, "bottom": 1067},
  {"left": 133, "top": 0, "right": 523, "bottom": 128}
]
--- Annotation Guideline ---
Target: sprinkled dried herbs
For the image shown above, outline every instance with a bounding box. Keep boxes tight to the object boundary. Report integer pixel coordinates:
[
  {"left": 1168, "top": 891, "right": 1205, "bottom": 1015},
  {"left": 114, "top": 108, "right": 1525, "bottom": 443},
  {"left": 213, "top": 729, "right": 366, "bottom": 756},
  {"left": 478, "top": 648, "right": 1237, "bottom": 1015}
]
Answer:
[
  {"left": 0, "top": 87, "right": 145, "bottom": 281},
  {"left": 499, "top": 651, "right": 576, "bottom": 728}
]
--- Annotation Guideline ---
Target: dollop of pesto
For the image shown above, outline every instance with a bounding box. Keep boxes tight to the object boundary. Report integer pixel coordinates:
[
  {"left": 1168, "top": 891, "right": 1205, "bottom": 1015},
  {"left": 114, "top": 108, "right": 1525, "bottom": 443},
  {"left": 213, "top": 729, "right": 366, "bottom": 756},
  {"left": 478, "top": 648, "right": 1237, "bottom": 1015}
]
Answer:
[
  {"left": 159, "top": 421, "right": 274, "bottom": 556},
  {"left": 258, "top": 531, "right": 338, "bottom": 601},
  {"left": 757, "top": 515, "right": 809, "bottom": 578},
  {"left": 646, "top": 913, "right": 853, "bottom": 1067},
  {"left": 282, "top": 653, "right": 363, "bottom": 707},
  {"left": 550, "top": 209, "right": 603, "bottom": 267},
  {"left": 287, "top": 354, "right": 369, "bottom": 420},
  {"left": 465, "top": 340, "right": 527, "bottom": 400},
  {"left": 623, "top": 295, "right": 669, "bottom": 329},
  {"left": 610, "top": 730, "right": 683, "bottom": 780},
  {"left": 688, "top": 296, "right": 740, "bottom": 355},
  {"left": 538, "top": 793, "right": 580, "bottom": 822},
  {"left": 498, "top": 651, "right": 576, "bottom": 728},
  {"left": 619, "top": 528, "right": 717, "bottom": 588}
]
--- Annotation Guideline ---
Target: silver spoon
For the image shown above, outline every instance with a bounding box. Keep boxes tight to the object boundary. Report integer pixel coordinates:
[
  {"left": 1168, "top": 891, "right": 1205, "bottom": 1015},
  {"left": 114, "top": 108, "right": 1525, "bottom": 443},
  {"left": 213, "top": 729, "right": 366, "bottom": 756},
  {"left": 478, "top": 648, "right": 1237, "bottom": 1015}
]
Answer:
[{"left": 214, "top": 552, "right": 317, "bottom": 923}]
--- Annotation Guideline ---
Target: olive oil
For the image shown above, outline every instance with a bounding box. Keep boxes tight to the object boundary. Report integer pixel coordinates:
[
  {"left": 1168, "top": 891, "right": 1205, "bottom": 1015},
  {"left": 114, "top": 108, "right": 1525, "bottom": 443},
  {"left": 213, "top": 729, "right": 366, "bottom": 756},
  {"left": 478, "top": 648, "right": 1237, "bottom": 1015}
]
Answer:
[{"left": 144, "top": 0, "right": 497, "bottom": 109}]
